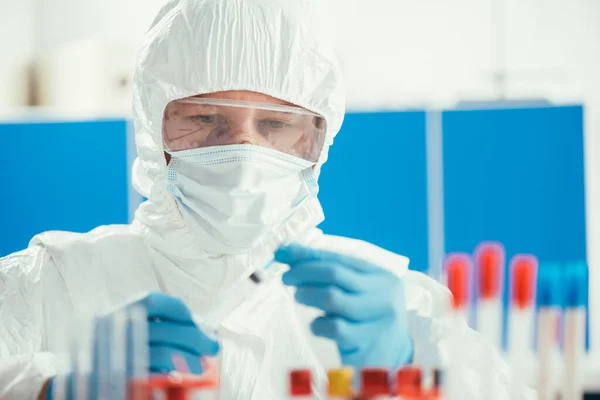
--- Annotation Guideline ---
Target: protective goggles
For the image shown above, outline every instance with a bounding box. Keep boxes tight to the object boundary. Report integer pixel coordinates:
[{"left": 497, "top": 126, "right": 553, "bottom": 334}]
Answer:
[{"left": 162, "top": 98, "right": 327, "bottom": 162}]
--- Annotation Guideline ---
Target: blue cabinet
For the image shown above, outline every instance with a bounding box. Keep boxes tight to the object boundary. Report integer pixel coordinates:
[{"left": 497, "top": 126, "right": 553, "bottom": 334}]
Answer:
[
  {"left": 318, "top": 111, "right": 430, "bottom": 272},
  {"left": 442, "top": 105, "right": 586, "bottom": 263},
  {"left": 317, "top": 105, "right": 586, "bottom": 275},
  {"left": 0, "top": 119, "right": 132, "bottom": 257}
]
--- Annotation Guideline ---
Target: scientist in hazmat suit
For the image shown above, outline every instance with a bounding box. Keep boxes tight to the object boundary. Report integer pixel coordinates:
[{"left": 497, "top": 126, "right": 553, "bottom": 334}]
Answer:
[{"left": 0, "top": 0, "right": 526, "bottom": 399}]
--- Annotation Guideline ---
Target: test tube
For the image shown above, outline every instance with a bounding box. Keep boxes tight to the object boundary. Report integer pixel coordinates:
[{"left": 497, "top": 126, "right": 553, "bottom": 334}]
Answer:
[
  {"left": 68, "top": 322, "right": 78, "bottom": 400},
  {"left": 129, "top": 305, "right": 149, "bottom": 400},
  {"left": 289, "top": 369, "right": 314, "bottom": 400},
  {"left": 445, "top": 253, "right": 471, "bottom": 319},
  {"left": 360, "top": 368, "right": 390, "bottom": 399},
  {"left": 536, "top": 263, "right": 562, "bottom": 400},
  {"left": 431, "top": 369, "right": 443, "bottom": 398},
  {"left": 327, "top": 368, "right": 353, "bottom": 400},
  {"left": 562, "top": 262, "right": 587, "bottom": 400},
  {"left": 48, "top": 314, "right": 77, "bottom": 400},
  {"left": 94, "top": 316, "right": 112, "bottom": 400},
  {"left": 474, "top": 242, "right": 504, "bottom": 348},
  {"left": 396, "top": 367, "right": 422, "bottom": 399},
  {"left": 50, "top": 375, "right": 69, "bottom": 400},
  {"left": 72, "top": 313, "right": 94, "bottom": 400},
  {"left": 444, "top": 253, "right": 471, "bottom": 400},
  {"left": 109, "top": 310, "right": 128, "bottom": 400},
  {"left": 474, "top": 243, "right": 504, "bottom": 400},
  {"left": 508, "top": 255, "right": 537, "bottom": 398}
]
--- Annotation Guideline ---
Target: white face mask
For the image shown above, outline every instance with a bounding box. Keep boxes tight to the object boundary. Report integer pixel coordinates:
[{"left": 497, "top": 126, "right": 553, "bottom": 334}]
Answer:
[{"left": 166, "top": 145, "right": 318, "bottom": 254}]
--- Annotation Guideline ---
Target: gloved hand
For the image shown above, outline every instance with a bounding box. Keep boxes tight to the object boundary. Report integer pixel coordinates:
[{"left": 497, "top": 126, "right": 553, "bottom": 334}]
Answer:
[
  {"left": 46, "top": 292, "right": 219, "bottom": 400},
  {"left": 131, "top": 291, "right": 220, "bottom": 374},
  {"left": 275, "top": 244, "right": 413, "bottom": 371}
]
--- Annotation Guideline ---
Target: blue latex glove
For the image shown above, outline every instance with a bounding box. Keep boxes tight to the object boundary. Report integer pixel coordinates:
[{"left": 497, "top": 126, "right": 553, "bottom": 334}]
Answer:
[
  {"left": 47, "top": 292, "right": 219, "bottom": 400},
  {"left": 133, "top": 291, "right": 220, "bottom": 374},
  {"left": 275, "top": 244, "right": 413, "bottom": 371}
]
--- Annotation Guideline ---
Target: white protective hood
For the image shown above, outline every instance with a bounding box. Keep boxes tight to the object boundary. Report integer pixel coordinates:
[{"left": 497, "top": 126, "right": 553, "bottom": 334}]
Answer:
[{"left": 130, "top": 0, "right": 345, "bottom": 260}]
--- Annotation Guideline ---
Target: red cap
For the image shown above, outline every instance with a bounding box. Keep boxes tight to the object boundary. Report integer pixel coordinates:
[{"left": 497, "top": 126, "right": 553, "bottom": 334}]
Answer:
[
  {"left": 475, "top": 243, "right": 504, "bottom": 299},
  {"left": 141, "top": 374, "right": 219, "bottom": 400},
  {"left": 128, "top": 379, "right": 151, "bottom": 400},
  {"left": 396, "top": 367, "right": 422, "bottom": 397},
  {"left": 166, "top": 387, "right": 188, "bottom": 400},
  {"left": 511, "top": 255, "right": 537, "bottom": 309},
  {"left": 289, "top": 369, "right": 312, "bottom": 396},
  {"left": 361, "top": 368, "right": 390, "bottom": 396},
  {"left": 445, "top": 253, "right": 471, "bottom": 309}
]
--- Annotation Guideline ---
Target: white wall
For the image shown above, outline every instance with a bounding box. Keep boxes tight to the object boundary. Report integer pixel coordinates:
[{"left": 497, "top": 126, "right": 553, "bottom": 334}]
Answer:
[
  {"left": 0, "top": 0, "right": 36, "bottom": 108},
  {"left": 1, "top": 0, "right": 599, "bottom": 352},
  {"left": 0, "top": 0, "right": 166, "bottom": 110},
  {"left": 35, "top": 0, "right": 165, "bottom": 52},
  {"left": 330, "top": 0, "right": 600, "bottom": 106},
  {"left": 5, "top": 0, "right": 599, "bottom": 109},
  {"left": 331, "top": 0, "right": 497, "bottom": 107}
]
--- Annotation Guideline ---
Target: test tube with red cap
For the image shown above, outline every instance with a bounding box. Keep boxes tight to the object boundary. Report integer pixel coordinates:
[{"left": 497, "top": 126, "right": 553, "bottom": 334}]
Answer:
[
  {"left": 507, "top": 254, "right": 537, "bottom": 397},
  {"left": 142, "top": 373, "right": 219, "bottom": 400},
  {"left": 396, "top": 367, "right": 422, "bottom": 399},
  {"left": 360, "top": 368, "right": 391, "bottom": 399},
  {"left": 289, "top": 369, "right": 315, "bottom": 399},
  {"left": 445, "top": 253, "right": 472, "bottom": 318},
  {"left": 474, "top": 242, "right": 504, "bottom": 349},
  {"left": 444, "top": 253, "right": 472, "bottom": 400},
  {"left": 474, "top": 243, "right": 504, "bottom": 400}
]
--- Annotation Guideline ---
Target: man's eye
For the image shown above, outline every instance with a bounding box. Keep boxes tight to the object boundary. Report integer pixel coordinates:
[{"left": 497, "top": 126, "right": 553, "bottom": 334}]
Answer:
[
  {"left": 191, "top": 115, "right": 217, "bottom": 123},
  {"left": 266, "top": 120, "right": 286, "bottom": 129}
]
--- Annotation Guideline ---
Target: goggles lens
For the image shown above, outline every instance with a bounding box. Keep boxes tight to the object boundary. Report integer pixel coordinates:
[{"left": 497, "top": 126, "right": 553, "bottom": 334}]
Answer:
[{"left": 163, "top": 98, "right": 327, "bottom": 162}]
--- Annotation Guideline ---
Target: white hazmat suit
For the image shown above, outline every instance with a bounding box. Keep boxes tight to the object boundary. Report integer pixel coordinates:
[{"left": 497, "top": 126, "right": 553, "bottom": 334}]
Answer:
[{"left": 0, "top": 0, "right": 525, "bottom": 399}]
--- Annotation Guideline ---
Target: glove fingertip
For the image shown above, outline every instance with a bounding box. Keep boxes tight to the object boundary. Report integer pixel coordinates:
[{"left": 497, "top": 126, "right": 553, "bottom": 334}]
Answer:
[
  {"left": 274, "top": 246, "right": 293, "bottom": 263},
  {"left": 309, "top": 316, "right": 326, "bottom": 336},
  {"left": 275, "top": 243, "right": 312, "bottom": 264},
  {"left": 281, "top": 271, "right": 294, "bottom": 285},
  {"left": 293, "top": 288, "right": 306, "bottom": 304},
  {"left": 209, "top": 340, "right": 220, "bottom": 355}
]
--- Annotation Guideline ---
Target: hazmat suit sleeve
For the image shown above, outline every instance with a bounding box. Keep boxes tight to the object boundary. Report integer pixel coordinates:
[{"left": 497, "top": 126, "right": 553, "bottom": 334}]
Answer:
[{"left": 0, "top": 246, "right": 62, "bottom": 399}]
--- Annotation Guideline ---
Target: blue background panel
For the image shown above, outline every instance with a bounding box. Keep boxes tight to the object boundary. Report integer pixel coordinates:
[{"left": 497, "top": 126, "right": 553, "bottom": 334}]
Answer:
[
  {"left": 317, "top": 111, "right": 429, "bottom": 272},
  {"left": 442, "top": 105, "right": 586, "bottom": 263},
  {"left": 0, "top": 120, "right": 130, "bottom": 257},
  {"left": 442, "top": 106, "right": 587, "bottom": 348}
]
